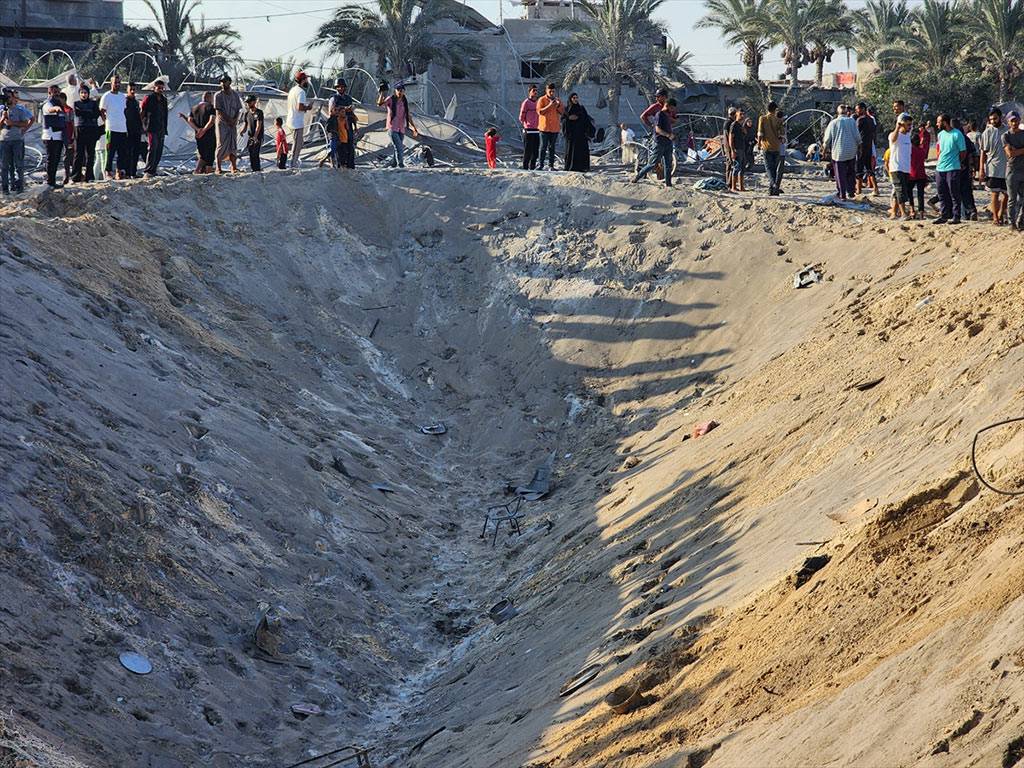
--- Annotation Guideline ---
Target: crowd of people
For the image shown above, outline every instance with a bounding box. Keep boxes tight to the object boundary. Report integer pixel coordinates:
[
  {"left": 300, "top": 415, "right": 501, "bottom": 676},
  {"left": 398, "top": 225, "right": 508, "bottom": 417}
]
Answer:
[
  {"left": 3, "top": 71, "right": 1023, "bottom": 232},
  {"left": 0, "top": 74, "right": 171, "bottom": 191},
  {"left": 0, "top": 70, "right": 388, "bottom": 189},
  {"left": 818, "top": 99, "right": 1022, "bottom": 228},
  {"left": 516, "top": 82, "right": 597, "bottom": 173}
]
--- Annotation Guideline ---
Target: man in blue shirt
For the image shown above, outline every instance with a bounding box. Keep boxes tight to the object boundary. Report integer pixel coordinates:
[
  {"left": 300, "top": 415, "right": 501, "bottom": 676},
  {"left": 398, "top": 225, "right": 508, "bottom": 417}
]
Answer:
[
  {"left": 0, "top": 88, "right": 34, "bottom": 193},
  {"left": 934, "top": 112, "right": 966, "bottom": 224}
]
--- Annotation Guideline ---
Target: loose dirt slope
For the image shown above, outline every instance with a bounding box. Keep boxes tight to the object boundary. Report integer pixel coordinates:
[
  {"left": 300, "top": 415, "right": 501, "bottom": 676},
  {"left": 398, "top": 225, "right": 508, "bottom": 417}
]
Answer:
[{"left": 1, "top": 170, "right": 1022, "bottom": 768}]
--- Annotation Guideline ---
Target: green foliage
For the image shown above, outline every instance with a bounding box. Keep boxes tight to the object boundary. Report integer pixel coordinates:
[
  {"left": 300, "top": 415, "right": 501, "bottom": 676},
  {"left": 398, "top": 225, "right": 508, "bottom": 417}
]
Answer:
[
  {"left": 541, "top": 0, "right": 691, "bottom": 126},
  {"left": 245, "top": 58, "right": 313, "bottom": 91},
  {"left": 695, "top": 0, "right": 772, "bottom": 81},
  {"left": 310, "top": 0, "right": 483, "bottom": 80},
  {"left": 79, "top": 26, "right": 162, "bottom": 85},
  {"left": 141, "top": 0, "right": 241, "bottom": 87},
  {"left": 967, "top": 0, "right": 1024, "bottom": 101},
  {"left": 863, "top": 66, "right": 998, "bottom": 122},
  {"left": 14, "top": 49, "right": 71, "bottom": 83}
]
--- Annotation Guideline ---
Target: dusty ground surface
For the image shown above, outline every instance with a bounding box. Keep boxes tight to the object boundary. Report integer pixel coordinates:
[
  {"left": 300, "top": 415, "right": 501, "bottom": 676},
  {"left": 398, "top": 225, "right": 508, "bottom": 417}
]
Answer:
[{"left": 1, "top": 167, "right": 1022, "bottom": 768}]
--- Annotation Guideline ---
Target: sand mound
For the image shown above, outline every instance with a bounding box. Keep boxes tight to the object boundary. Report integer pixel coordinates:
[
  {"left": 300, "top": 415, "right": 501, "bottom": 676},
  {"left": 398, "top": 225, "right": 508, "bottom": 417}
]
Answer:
[{"left": 1, "top": 169, "right": 1021, "bottom": 768}]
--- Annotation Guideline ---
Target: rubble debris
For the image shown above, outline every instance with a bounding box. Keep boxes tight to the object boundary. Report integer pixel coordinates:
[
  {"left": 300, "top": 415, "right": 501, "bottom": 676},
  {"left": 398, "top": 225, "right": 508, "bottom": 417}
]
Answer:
[
  {"left": 419, "top": 422, "right": 447, "bottom": 435},
  {"left": 481, "top": 498, "right": 525, "bottom": 546},
  {"left": 850, "top": 376, "right": 885, "bottom": 391},
  {"left": 793, "top": 266, "right": 822, "bottom": 289},
  {"left": 1003, "top": 736, "right": 1024, "bottom": 768},
  {"left": 489, "top": 598, "right": 518, "bottom": 624},
  {"left": 691, "top": 421, "right": 719, "bottom": 439},
  {"left": 604, "top": 685, "right": 645, "bottom": 715},
  {"left": 692, "top": 178, "right": 728, "bottom": 192},
  {"left": 516, "top": 453, "right": 555, "bottom": 500},
  {"left": 253, "top": 605, "right": 283, "bottom": 656},
  {"left": 559, "top": 663, "right": 602, "bottom": 697},
  {"left": 118, "top": 651, "right": 153, "bottom": 675},
  {"left": 794, "top": 555, "right": 831, "bottom": 588},
  {"left": 290, "top": 703, "right": 323, "bottom": 719}
]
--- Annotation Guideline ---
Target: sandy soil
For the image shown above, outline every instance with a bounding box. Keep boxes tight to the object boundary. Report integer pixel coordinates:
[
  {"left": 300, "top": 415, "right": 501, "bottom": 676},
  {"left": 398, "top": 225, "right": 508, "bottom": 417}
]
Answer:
[{"left": 1, "top": 167, "right": 1022, "bottom": 768}]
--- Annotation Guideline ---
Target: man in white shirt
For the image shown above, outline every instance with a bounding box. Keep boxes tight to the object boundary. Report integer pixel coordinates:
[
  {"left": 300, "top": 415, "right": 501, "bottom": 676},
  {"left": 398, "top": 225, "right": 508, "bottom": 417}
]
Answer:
[
  {"left": 286, "top": 71, "right": 311, "bottom": 168},
  {"left": 41, "top": 84, "right": 67, "bottom": 187},
  {"left": 887, "top": 112, "right": 913, "bottom": 219},
  {"left": 99, "top": 74, "right": 128, "bottom": 179}
]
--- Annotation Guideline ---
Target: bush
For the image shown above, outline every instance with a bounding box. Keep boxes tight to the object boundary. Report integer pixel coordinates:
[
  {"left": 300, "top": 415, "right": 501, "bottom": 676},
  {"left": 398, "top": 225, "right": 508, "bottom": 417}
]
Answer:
[{"left": 863, "top": 66, "right": 997, "bottom": 124}]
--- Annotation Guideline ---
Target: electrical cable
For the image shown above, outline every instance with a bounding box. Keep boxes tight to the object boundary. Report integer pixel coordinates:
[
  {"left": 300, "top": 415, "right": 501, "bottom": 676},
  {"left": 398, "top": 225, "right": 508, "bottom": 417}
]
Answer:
[{"left": 971, "top": 417, "right": 1024, "bottom": 496}]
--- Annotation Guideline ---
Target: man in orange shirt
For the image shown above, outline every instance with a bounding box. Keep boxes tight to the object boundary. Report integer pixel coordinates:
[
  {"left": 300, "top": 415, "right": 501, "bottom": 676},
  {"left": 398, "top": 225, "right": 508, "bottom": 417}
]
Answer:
[{"left": 537, "top": 82, "right": 564, "bottom": 170}]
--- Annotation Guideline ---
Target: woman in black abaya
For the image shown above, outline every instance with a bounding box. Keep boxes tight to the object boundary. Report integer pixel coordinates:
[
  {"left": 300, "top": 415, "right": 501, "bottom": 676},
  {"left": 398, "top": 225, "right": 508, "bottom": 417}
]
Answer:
[{"left": 562, "top": 93, "right": 593, "bottom": 172}]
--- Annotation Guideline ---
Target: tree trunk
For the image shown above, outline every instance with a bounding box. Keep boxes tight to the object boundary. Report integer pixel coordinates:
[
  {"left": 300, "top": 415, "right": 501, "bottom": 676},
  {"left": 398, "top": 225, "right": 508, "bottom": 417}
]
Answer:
[
  {"left": 790, "top": 62, "right": 799, "bottom": 88},
  {"left": 999, "top": 70, "right": 1008, "bottom": 103},
  {"left": 745, "top": 43, "right": 760, "bottom": 82},
  {"left": 608, "top": 77, "right": 621, "bottom": 130},
  {"left": 815, "top": 55, "right": 824, "bottom": 87}
]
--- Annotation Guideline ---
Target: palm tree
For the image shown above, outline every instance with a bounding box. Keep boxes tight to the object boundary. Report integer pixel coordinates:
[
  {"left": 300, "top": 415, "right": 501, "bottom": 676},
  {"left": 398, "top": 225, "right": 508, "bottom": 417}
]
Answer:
[
  {"left": 246, "top": 57, "right": 313, "bottom": 91},
  {"left": 762, "top": 0, "right": 826, "bottom": 87},
  {"left": 658, "top": 42, "right": 696, "bottom": 89},
  {"left": 850, "top": 0, "right": 911, "bottom": 69},
  {"left": 695, "top": 0, "right": 771, "bottom": 82},
  {"left": 541, "top": 0, "right": 692, "bottom": 128},
  {"left": 142, "top": 0, "right": 240, "bottom": 87},
  {"left": 968, "top": 0, "right": 1024, "bottom": 101},
  {"left": 904, "top": 0, "right": 966, "bottom": 75},
  {"left": 311, "top": 0, "right": 483, "bottom": 81},
  {"left": 806, "top": 0, "right": 852, "bottom": 86}
]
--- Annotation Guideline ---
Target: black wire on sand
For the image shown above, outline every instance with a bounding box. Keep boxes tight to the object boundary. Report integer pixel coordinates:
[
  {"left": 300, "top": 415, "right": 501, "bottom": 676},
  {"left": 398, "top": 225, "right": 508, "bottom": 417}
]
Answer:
[{"left": 971, "top": 417, "right": 1024, "bottom": 496}]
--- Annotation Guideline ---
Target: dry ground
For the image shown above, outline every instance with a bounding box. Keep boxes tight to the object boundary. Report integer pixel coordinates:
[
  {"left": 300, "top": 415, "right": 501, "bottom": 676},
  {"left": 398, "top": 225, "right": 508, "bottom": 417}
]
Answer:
[{"left": 1, "top": 168, "right": 1022, "bottom": 768}]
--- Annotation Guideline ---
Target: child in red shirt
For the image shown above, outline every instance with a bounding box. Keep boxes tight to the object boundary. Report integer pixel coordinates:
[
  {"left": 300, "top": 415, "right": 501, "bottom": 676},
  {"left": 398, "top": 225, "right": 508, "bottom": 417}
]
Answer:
[
  {"left": 485, "top": 127, "right": 499, "bottom": 169},
  {"left": 274, "top": 116, "right": 289, "bottom": 169}
]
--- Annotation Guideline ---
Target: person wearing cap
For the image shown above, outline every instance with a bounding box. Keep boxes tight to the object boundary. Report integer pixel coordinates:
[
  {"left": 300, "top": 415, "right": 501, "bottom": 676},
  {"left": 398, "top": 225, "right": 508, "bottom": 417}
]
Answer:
[
  {"left": 214, "top": 74, "right": 243, "bottom": 173},
  {"left": 1, "top": 88, "right": 34, "bottom": 193},
  {"left": 328, "top": 78, "right": 356, "bottom": 169},
  {"left": 287, "top": 71, "right": 312, "bottom": 168},
  {"left": 536, "top": 83, "right": 563, "bottom": 171},
  {"left": 1003, "top": 110, "right": 1024, "bottom": 230},
  {"left": 100, "top": 74, "right": 129, "bottom": 179},
  {"left": 71, "top": 83, "right": 101, "bottom": 182},
  {"left": 519, "top": 84, "right": 540, "bottom": 170},
  {"left": 887, "top": 112, "right": 914, "bottom": 219},
  {"left": 978, "top": 107, "right": 1008, "bottom": 226},
  {"left": 376, "top": 81, "right": 418, "bottom": 168},
  {"left": 758, "top": 100, "right": 785, "bottom": 196},
  {"left": 239, "top": 94, "right": 265, "bottom": 172},
  {"left": 933, "top": 112, "right": 966, "bottom": 224},
  {"left": 141, "top": 79, "right": 169, "bottom": 177}
]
